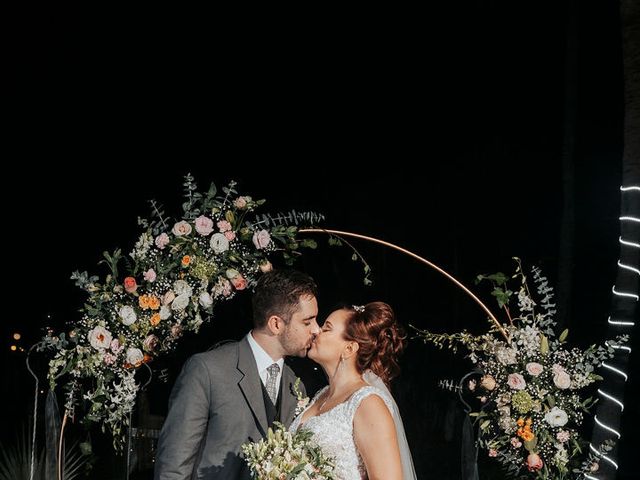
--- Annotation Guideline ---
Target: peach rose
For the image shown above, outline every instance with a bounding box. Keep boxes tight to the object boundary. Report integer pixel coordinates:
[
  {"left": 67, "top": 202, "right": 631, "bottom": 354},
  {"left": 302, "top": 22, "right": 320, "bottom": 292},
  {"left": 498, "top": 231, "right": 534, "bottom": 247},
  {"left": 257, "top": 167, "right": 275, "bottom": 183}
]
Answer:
[
  {"left": 124, "top": 277, "right": 137, "bottom": 294},
  {"left": 480, "top": 375, "right": 497, "bottom": 391},
  {"left": 259, "top": 260, "right": 273, "bottom": 273},
  {"left": 526, "top": 362, "right": 544, "bottom": 377},
  {"left": 172, "top": 221, "right": 192, "bottom": 237}
]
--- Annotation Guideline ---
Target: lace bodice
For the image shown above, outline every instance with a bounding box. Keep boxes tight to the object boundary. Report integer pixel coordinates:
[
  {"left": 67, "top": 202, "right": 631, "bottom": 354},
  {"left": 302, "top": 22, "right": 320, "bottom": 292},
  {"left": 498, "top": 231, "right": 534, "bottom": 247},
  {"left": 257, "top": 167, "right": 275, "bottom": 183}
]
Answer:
[{"left": 289, "top": 385, "right": 394, "bottom": 480}]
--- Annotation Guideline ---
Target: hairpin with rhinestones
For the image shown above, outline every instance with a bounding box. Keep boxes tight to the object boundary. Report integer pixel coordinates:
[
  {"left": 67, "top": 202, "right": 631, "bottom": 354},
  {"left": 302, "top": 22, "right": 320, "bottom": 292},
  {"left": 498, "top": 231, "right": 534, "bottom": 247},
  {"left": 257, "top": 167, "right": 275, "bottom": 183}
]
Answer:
[{"left": 352, "top": 305, "right": 365, "bottom": 313}]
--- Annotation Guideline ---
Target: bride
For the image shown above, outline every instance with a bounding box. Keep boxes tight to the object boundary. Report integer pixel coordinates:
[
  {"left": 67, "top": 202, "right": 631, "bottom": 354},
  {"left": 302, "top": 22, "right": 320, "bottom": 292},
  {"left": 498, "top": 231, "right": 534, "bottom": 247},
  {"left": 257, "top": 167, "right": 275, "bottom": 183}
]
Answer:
[{"left": 290, "top": 302, "right": 417, "bottom": 480}]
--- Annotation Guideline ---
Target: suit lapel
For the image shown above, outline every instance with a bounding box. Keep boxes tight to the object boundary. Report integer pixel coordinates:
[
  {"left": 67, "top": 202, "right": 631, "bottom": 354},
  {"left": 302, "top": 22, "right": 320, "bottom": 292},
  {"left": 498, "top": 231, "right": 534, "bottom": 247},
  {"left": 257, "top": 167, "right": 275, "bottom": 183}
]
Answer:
[
  {"left": 280, "top": 364, "right": 298, "bottom": 427},
  {"left": 237, "top": 337, "right": 268, "bottom": 434}
]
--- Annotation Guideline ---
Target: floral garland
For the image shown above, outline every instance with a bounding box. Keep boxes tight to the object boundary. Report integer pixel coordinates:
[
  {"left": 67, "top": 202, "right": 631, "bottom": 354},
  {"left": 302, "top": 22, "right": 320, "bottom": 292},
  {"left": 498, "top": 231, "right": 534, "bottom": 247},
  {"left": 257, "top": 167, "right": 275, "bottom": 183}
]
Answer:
[
  {"left": 38, "top": 176, "right": 319, "bottom": 450},
  {"left": 416, "top": 258, "right": 627, "bottom": 479}
]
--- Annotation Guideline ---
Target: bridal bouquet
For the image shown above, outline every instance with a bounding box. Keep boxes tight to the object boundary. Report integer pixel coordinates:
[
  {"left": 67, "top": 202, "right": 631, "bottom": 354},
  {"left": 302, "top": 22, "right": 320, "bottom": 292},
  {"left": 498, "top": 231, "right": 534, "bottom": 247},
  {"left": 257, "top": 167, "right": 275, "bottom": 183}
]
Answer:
[
  {"left": 38, "top": 175, "right": 320, "bottom": 450},
  {"left": 416, "top": 258, "right": 627, "bottom": 479},
  {"left": 242, "top": 423, "right": 336, "bottom": 480}
]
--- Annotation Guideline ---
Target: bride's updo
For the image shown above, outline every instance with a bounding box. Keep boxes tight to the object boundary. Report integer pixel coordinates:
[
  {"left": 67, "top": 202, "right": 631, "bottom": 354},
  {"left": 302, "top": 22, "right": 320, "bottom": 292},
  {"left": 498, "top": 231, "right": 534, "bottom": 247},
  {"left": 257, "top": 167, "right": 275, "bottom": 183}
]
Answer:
[{"left": 343, "top": 302, "right": 406, "bottom": 385}]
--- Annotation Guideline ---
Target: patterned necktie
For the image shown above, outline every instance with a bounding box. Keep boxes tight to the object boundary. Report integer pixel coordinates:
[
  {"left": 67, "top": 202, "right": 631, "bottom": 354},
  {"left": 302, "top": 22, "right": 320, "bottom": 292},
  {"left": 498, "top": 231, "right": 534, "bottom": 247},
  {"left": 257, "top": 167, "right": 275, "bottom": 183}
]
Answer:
[{"left": 265, "top": 363, "right": 280, "bottom": 405}]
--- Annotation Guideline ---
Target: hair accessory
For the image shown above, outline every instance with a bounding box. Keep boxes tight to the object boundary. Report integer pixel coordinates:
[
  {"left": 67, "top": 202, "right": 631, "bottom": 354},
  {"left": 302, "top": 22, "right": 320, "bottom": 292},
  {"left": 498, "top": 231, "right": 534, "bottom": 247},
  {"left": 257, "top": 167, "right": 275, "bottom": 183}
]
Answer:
[{"left": 352, "top": 305, "right": 365, "bottom": 313}]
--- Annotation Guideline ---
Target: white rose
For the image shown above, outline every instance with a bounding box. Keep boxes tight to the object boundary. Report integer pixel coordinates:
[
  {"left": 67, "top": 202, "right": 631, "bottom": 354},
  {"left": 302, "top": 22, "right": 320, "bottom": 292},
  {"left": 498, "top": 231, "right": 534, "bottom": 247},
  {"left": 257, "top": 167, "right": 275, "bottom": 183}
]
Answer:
[
  {"left": 171, "top": 293, "right": 190, "bottom": 311},
  {"left": 210, "top": 233, "right": 230, "bottom": 253},
  {"left": 526, "top": 362, "right": 544, "bottom": 377},
  {"left": 173, "top": 280, "right": 192, "bottom": 297},
  {"left": 199, "top": 291, "right": 213, "bottom": 308},
  {"left": 172, "top": 221, "right": 192, "bottom": 236},
  {"left": 553, "top": 371, "right": 571, "bottom": 389},
  {"left": 544, "top": 406, "right": 569, "bottom": 427},
  {"left": 159, "top": 305, "right": 172, "bottom": 320},
  {"left": 126, "top": 347, "right": 144, "bottom": 366},
  {"left": 119, "top": 305, "right": 137, "bottom": 326},
  {"left": 88, "top": 326, "right": 112, "bottom": 350}
]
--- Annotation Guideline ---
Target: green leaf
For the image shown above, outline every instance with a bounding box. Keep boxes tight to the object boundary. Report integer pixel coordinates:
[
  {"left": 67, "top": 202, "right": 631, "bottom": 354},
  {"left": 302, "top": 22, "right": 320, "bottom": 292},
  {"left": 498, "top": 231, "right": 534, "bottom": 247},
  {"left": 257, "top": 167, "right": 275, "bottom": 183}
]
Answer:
[
  {"left": 559, "top": 329, "right": 569, "bottom": 342},
  {"left": 480, "top": 420, "right": 491, "bottom": 430}
]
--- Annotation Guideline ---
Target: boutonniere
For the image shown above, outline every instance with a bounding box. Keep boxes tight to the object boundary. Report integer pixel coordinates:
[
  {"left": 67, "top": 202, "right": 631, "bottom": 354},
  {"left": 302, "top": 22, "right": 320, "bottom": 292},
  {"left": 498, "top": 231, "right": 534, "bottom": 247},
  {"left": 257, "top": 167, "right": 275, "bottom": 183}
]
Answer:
[{"left": 292, "top": 377, "right": 309, "bottom": 417}]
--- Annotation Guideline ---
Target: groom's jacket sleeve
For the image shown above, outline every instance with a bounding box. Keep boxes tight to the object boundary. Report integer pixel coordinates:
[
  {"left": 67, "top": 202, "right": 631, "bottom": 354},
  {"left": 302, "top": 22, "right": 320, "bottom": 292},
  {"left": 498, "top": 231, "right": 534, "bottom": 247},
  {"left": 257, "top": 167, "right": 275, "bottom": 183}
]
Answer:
[{"left": 155, "top": 354, "right": 211, "bottom": 480}]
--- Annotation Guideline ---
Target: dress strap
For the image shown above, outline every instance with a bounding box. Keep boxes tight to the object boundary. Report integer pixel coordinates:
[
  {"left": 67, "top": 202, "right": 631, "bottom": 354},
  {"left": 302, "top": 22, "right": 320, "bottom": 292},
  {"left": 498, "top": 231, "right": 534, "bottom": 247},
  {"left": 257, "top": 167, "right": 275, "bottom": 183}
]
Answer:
[{"left": 346, "top": 386, "right": 395, "bottom": 420}]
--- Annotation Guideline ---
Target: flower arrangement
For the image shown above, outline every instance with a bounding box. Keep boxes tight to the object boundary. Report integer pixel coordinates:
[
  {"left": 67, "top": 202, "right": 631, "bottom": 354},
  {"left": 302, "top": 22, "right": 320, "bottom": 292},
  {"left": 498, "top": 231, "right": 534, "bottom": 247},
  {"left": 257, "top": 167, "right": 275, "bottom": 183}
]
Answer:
[
  {"left": 416, "top": 258, "right": 627, "bottom": 479},
  {"left": 241, "top": 423, "right": 336, "bottom": 480},
  {"left": 293, "top": 377, "right": 310, "bottom": 417},
  {"left": 38, "top": 176, "right": 320, "bottom": 450}
]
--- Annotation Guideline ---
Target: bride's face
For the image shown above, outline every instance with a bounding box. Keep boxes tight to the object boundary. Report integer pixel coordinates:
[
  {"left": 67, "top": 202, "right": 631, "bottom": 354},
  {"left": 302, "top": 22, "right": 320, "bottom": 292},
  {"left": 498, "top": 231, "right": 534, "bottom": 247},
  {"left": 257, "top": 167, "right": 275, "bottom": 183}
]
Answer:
[{"left": 308, "top": 308, "right": 351, "bottom": 363}]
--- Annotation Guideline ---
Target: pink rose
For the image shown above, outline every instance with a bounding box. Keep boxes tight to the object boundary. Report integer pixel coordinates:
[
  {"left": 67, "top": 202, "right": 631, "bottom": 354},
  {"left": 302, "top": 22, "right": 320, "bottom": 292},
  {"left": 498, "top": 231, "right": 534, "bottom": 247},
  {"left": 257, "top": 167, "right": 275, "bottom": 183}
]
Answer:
[
  {"left": 195, "top": 216, "right": 214, "bottom": 235},
  {"left": 526, "top": 362, "right": 544, "bottom": 376},
  {"left": 252, "top": 229, "right": 271, "bottom": 249},
  {"left": 124, "top": 277, "right": 138, "bottom": 294},
  {"left": 526, "top": 453, "right": 543, "bottom": 471},
  {"left": 224, "top": 230, "right": 236, "bottom": 241},
  {"left": 510, "top": 437, "right": 522, "bottom": 448},
  {"left": 507, "top": 373, "right": 526, "bottom": 390},
  {"left": 143, "top": 268, "right": 157, "bottom": 283},
  {"left": 556, "top": 430, "right": 570, "bottom": 443},
  {"left": 155, "top": 233, "right": 170, "bottom": 249},
  {"left": 488, "top": 449, "right": 498, "bottom": 457},
  {"left": 231, "top": 274, "right": 247, "bottom": 290},
  {"left": 217, "top": 220, "right": 232, "bottom": 233}
]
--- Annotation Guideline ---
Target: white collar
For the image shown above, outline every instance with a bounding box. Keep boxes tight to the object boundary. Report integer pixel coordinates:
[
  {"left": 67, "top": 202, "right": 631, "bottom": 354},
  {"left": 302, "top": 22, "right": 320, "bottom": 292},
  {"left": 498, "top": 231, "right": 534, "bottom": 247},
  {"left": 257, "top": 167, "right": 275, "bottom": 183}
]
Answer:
[{"left": 247, "top": 331, "right": 284, "bottom": 374}]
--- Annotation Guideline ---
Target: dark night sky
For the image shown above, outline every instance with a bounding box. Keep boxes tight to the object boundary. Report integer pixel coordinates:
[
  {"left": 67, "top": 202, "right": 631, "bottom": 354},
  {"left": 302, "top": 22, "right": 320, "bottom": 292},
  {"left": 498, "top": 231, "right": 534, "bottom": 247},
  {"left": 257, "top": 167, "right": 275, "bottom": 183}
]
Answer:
[{"left": 6, "top": 0, "right": 637, "bottom": 478}]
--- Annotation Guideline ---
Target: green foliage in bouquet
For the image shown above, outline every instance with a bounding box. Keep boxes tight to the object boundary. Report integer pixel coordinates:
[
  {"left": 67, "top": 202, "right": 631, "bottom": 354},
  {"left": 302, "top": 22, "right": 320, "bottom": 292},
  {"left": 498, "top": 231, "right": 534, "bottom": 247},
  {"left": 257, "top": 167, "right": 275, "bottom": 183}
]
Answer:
[
  {"left": 242, "top": 422, "right": 336, "bottom": 480},
  {"left": 415, "top": 258, "right": 627, "bottom": 479},
  {"left": 36, "top": 176, "right": 321, "bottom": 451}
]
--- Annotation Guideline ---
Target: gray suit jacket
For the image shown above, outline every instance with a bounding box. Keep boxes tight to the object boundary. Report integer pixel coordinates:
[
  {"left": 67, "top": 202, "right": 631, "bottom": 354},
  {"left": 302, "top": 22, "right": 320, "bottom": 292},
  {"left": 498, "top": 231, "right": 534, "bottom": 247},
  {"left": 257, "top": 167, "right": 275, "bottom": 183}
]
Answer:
[{"left": 154, "top": 337, "right": 304, "bottom": 480}]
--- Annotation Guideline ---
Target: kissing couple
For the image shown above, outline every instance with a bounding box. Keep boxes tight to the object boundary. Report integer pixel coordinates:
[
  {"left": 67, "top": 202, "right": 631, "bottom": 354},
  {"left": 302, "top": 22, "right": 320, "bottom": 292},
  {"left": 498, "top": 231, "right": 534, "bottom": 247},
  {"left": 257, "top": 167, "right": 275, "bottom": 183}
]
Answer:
[{"left": 155, "top": 269, "right": 416, "bottom": 479}]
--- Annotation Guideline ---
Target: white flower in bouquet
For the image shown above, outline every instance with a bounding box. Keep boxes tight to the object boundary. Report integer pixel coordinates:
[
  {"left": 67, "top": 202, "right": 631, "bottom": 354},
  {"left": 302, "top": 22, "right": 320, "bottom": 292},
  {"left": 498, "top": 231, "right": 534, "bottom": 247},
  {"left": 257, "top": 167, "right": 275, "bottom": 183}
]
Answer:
[
  {"left": 88, "top": 326, "right": 112, "bottom": 350},
  {"left": 242, "top": 423, "right": 336, "bottom": 480},
  {"left": 544, "top": 406, "right": 569, "bottom": 427},
  {"left": 118, "top": 305, "right": 137, "bottom": 326}
]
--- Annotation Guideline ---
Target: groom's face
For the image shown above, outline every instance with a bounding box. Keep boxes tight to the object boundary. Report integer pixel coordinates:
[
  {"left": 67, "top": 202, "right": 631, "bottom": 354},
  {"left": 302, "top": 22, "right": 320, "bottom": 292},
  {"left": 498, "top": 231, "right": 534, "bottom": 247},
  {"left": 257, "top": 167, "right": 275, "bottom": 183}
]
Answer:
[{"left": 280, "top": 294, "right": 320, "bottom": 357}]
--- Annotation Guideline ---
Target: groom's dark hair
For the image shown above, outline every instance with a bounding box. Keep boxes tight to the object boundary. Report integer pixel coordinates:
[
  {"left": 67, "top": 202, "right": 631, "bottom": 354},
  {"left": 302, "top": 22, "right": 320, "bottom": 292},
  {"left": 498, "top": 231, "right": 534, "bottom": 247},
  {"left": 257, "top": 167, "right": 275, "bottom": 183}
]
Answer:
[{"left": 252, "top": 269, "right": 318, "bottom": 328}]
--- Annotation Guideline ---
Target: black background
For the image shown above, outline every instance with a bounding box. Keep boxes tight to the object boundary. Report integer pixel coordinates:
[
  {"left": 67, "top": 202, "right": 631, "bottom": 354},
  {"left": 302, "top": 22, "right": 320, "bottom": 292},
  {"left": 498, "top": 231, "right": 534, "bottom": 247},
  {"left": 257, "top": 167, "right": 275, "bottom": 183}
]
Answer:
[{"left": 5, "top": 0, "right": 638, "bottom": 478}]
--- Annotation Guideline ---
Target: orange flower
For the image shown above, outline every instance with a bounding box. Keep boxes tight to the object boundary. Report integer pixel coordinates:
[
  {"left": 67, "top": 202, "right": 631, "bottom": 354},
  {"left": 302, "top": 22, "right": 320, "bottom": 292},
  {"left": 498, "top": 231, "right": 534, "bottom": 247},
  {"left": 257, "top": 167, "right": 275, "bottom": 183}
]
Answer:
[
  {"left": 148, "top": 296, "right": 160, "bottom": 310},
  {"left": 150, "top": 313, "right": 161, "bottom": 326},
  {"left": 181, "top": 255, "right": 191, "bottom": 267},
  {"left": 139, "top": 295, "right": 150, "bottom": 309},
  {"left": 517, "top": 418, "right": 525, "bottom": 427},
  {"left": 521, "top": 431, "right": 535, "bottom": 442}
]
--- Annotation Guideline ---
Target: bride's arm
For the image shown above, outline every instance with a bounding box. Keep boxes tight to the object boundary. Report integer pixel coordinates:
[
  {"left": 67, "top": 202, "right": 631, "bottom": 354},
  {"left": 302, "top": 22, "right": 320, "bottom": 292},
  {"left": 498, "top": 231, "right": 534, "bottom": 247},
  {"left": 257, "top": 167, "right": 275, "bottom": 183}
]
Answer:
[{"left": 353, "top": 395, "right": 403, "bottom": 480}]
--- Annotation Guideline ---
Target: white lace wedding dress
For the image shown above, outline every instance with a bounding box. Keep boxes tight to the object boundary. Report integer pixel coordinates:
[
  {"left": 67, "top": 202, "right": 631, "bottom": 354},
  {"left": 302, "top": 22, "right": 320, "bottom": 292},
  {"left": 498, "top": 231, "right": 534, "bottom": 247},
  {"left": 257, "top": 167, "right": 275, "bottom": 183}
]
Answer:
[{"left": 289, "top": 385, "right": 396, "bottom": 480}]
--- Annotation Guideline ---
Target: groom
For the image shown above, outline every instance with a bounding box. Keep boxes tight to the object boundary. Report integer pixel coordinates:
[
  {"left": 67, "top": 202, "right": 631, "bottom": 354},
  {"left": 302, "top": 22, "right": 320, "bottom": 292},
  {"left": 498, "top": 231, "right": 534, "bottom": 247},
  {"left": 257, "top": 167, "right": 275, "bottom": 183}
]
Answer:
[{"left": 154, "top": 269, "right": 320, "bottom": 480}]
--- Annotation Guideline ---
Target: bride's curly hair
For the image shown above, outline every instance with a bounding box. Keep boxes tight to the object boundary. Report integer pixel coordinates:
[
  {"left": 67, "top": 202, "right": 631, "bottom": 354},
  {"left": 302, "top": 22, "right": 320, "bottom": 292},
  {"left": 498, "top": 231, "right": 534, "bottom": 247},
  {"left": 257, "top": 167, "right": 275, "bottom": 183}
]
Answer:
[{"left": 343, "top": 302, "right": 406, "bottom": 386}]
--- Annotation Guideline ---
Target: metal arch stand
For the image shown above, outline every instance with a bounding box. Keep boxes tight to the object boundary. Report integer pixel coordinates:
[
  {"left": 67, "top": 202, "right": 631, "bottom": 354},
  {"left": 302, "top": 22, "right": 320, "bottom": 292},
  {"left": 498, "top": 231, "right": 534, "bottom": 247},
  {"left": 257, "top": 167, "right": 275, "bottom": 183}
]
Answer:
[{"left": 299, "top": 228, "right": 508, "bottom": 340}]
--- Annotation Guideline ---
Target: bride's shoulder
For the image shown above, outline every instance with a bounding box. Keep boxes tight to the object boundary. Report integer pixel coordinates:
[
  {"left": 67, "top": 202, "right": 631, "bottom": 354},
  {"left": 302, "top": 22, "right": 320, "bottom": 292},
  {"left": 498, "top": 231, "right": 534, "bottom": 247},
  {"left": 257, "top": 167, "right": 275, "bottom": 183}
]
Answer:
[{"left": 348, "top": 385, "right": 394, "bottom": 416}]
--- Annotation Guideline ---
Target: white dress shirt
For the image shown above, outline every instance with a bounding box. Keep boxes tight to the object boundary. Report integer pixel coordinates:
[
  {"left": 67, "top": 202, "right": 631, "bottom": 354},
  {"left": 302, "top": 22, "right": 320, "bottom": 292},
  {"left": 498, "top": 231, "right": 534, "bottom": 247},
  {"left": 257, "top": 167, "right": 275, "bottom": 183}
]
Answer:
[{"left": 246, "top": 332, "right": 284, "bottom": 398}]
